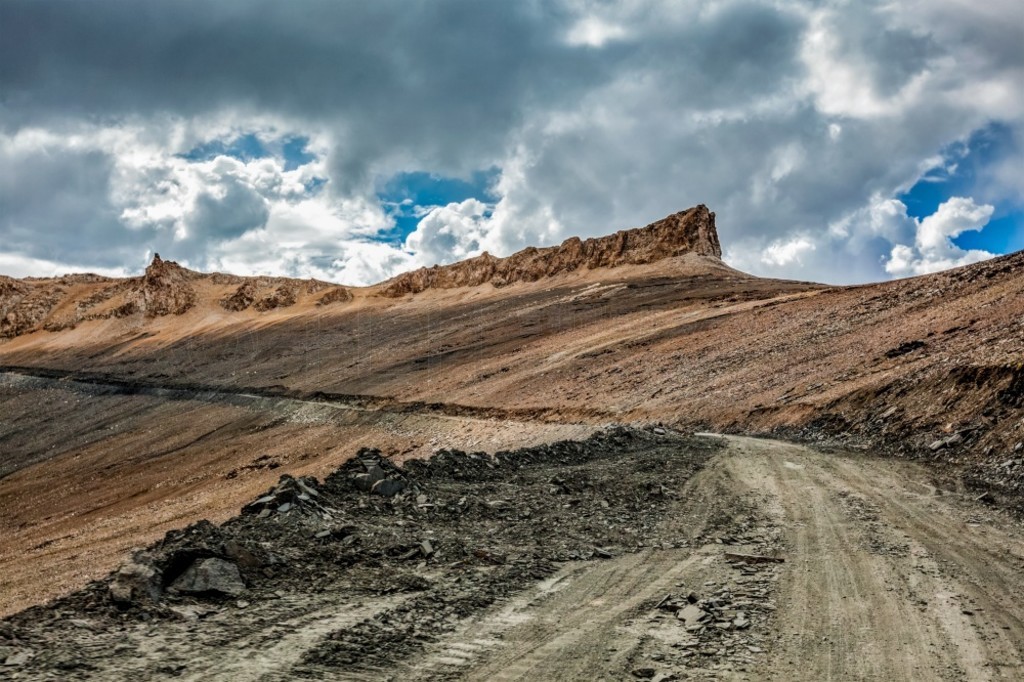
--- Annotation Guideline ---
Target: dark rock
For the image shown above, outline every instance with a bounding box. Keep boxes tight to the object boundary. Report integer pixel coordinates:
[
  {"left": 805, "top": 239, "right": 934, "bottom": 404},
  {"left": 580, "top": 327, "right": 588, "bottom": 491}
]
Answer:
[
  {"left": 223, "top": 540, "right": 263, "bottom": 570},
  {"left": 365, "top": 465, "right": 386, "bottom": 486},
  {"left": 371, "top": 479, "right": 407, "bottom": 497},
  {"left": 169, "top": 558, "right": 246, "bottom": 597},
  {"left": 884, "top": 340, "right": 926, "bottom": 358}
]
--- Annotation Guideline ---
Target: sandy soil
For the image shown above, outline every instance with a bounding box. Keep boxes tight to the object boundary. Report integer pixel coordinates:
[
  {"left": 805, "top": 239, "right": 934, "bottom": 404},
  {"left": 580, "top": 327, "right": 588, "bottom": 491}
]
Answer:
[{"left": 0, "top": 372, "right": 594, "bottom": 617}]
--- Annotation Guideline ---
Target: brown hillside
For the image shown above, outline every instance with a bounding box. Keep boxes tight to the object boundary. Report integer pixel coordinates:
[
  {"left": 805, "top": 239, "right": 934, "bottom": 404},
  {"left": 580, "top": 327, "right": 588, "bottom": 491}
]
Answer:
[{"left": 1, "top": 205, "right": 1022, "bottom": 616}]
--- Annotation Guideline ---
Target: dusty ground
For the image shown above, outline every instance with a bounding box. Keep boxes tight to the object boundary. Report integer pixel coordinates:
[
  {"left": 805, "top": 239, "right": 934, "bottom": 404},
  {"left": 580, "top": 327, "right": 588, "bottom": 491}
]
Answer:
[
  {"left": 3, "top": 433, "right": 1022, "bottom": 680},
  {"left": 2, "top": 211, "right": 1023, "bottom": 676},
  {"left": 0, "top": 371, "right": 595, "bottom": 616},
  {"left": 2, "top": 250, "right": 1023, "bottom": 619}
]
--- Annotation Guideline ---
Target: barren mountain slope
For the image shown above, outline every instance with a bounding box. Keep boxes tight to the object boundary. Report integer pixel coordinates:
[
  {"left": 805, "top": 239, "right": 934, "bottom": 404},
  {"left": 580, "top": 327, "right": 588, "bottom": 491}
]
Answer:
[{"left": 1, "top": 205, "right": 1023, "bottom": 618}]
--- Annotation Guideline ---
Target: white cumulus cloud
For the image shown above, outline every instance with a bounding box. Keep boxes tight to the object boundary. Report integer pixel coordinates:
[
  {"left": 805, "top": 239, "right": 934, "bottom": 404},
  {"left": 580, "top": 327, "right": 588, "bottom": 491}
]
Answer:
[{"left": 885, "top": 196, "right": 996, "bottom": 277}]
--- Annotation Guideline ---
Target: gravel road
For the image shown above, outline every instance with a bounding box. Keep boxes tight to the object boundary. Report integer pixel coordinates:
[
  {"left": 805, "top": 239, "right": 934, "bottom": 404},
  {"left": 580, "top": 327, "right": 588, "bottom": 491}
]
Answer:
[{"left": 3, "top": 434, "right": 1023, "bottom": 681}]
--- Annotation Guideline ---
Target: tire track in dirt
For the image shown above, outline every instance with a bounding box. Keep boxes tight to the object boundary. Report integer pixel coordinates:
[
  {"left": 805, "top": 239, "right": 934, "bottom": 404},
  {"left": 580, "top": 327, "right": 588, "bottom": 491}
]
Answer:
[
  {"left": 825, "top": 454, "right": 1024, "bottom": 679},
  {"left": 724, "top": 435, "right": 1024, "bottom": 681},
  {"left": 404, "top": 549, "right": 710, "bottom": 681}
]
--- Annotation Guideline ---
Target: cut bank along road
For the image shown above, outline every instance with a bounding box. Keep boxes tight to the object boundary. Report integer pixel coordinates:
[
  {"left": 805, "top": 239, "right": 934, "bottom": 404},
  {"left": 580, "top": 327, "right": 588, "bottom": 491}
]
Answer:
[{"left": 400, "top": 435, "right": 1024, "bottom": 681}]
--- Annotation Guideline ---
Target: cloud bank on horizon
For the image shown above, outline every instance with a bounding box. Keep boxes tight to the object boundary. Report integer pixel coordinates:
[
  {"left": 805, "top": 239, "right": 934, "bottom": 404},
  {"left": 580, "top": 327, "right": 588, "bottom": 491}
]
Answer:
[{"left": 0, "top": 0, "right": 1021, "bottom": 285}]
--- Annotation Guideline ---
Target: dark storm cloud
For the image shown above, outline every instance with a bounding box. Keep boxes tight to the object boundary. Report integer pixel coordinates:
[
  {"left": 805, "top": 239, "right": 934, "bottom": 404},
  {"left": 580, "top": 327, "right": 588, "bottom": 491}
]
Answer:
[
  {"left": 0, "top": 1, "right": 595, "bottom": 177},
  {"left": 190, "top": 177, "right": 269, "bottom": 244},
  {"left": 0, "top": 0, "right": 1020, "bottom": 283},
  {"left": 0, "top": 145, "right": 145, "bottom": 269}
]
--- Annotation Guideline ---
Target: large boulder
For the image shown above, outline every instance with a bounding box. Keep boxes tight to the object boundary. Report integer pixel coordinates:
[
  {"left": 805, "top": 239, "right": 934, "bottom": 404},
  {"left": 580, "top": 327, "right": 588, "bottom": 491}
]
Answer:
[
  {"left": 109, "top": 560, "right": 162, "bottom": 605},
  {"left": 169, "top": 558, "right": 246, "bottom": 597}
]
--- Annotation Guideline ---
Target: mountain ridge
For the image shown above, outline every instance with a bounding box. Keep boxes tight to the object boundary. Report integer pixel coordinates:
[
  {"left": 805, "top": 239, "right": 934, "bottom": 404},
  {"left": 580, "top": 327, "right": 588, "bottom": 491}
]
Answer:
[
  {"left": 380, "top": 204, "right": 723, "bottom": 296},
  {"left": 0, "top": 205, "right": 728, "bottom": 339}
]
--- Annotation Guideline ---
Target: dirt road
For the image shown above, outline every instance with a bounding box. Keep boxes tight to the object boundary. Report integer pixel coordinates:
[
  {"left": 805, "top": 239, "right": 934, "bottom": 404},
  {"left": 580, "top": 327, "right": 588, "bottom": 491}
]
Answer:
[
  {"left": 4, "top": 434, "right": 1024, "bottom": 681},
  {"left": 391, "top": 435, "right": 1024, "bottom": 681}
]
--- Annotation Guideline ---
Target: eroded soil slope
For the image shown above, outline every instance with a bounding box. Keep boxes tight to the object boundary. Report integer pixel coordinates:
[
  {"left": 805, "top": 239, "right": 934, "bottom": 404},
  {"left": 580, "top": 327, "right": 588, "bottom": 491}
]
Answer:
[
  {"left": 0, "top": 372, "right": 594, "bottom": 617},
  {"left": 2, "top": 204, "right": 1024, "bottom": 623}
]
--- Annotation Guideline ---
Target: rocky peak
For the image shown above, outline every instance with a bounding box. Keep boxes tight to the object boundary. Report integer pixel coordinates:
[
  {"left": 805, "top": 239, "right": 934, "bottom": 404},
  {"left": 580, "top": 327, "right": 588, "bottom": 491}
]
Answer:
[
  {"left": 140, "top": 253, "right": 197, "bottom": 317},
  {"left": 381, "top": 204, "right": 723, "bottom": 297}
]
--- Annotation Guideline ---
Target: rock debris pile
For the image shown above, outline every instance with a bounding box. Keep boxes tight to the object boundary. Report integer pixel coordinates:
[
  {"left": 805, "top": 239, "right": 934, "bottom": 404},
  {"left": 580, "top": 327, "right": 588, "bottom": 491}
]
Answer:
[
  {"left": 653, "top": 556, "right": 780, "bottom": 666},
  {"left": 0, "top": 427, "right": 723, "bottom": 679}
]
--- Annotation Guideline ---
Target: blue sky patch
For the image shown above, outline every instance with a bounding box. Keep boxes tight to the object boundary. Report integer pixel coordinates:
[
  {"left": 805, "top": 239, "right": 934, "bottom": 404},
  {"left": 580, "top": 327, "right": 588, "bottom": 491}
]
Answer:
[
  {"left": 282, "top": 136, "right": 317, "bottom": 171},
  {"left": 304, "top": 177, "right": 327, "bottom": 194},
  {"left": 899, "top": 123, "right": 1024, "bottom": 255},
  {"left": 179, "top": 133, "right": 270, "bottom": 163},
  {"left": 179, "top": 133, "right": 319, "bottom": 172},
  {"left": 376, "top": 168, "right": 500, "bottom": 243}
]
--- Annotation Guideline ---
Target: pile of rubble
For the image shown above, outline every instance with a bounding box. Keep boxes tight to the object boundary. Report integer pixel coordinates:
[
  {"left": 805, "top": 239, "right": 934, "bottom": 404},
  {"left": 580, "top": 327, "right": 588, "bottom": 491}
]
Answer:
[
  {"left": 0, "top": 427, "right": 725, "bottom": 678},
  {"left": 242, "top": 474, "right": 338, "bottom": 519},
  {"left": 646, "top": 553, "right": 781, "bottom": 675},
  {"left": 335, "top": 449, "right": 412, "bottom": 498}
]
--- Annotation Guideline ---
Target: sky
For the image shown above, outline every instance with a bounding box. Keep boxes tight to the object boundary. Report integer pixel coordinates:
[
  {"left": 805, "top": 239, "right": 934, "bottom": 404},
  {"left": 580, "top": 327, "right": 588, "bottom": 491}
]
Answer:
[{"left": 0, "top": 1, "right": 1022, "bottom": 286}]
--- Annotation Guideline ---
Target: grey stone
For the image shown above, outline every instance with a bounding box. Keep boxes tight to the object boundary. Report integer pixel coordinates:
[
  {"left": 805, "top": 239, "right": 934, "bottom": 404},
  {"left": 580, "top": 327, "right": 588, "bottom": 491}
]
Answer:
[
  {"left": 295, "top": 479, "right": 320, "bottom": 497},
  {"left": 677, "top": 604, "right": 708, "bottom": 626},
  {"left": 109, "top": 560, "right": 161, "bottom": 605},
  {"left": 364, "top": 465, "right": 386, "bottom": 488},
  {"left": 3, "top": 650, "right": 31, "bottom": 666},
  {"left": 168, "top": 604, "right": 216, "bottom": 621},
  {"left": 371, "top": 479, "right": 407, "bottom": 497},
  {"left": 170, "top": 558, "right": 246, "bottom": 597}
]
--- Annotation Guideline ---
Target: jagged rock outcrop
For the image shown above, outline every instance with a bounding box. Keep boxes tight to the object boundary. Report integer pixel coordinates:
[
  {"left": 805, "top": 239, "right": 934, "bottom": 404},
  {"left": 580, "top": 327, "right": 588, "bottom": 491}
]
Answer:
[
  {"left": 253, "top": 284, "right": 299, "bottom": 312},
  {"left": 1, "top": 279, "right": 63, "bottom": 339},
  {"left": 1, "top": 205, "right": 718, "bottom": 336},
  {"left": 380, "top": 205, "right": 722, "bottom": 297},
  {"left": 140, "top": 254, "right": 197, "bottom": 317},
  {"left": 221, "top": 281, "right": 260, "bottom": 312},
  {"left": 317, "top": 286, "right": 353, "bottom": 306},
  {"left": 220, "top": 278, "right": 345, "bottom": 312},
  {"left": 0, "top": 275, "right": 27, "bottom": 299}
]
